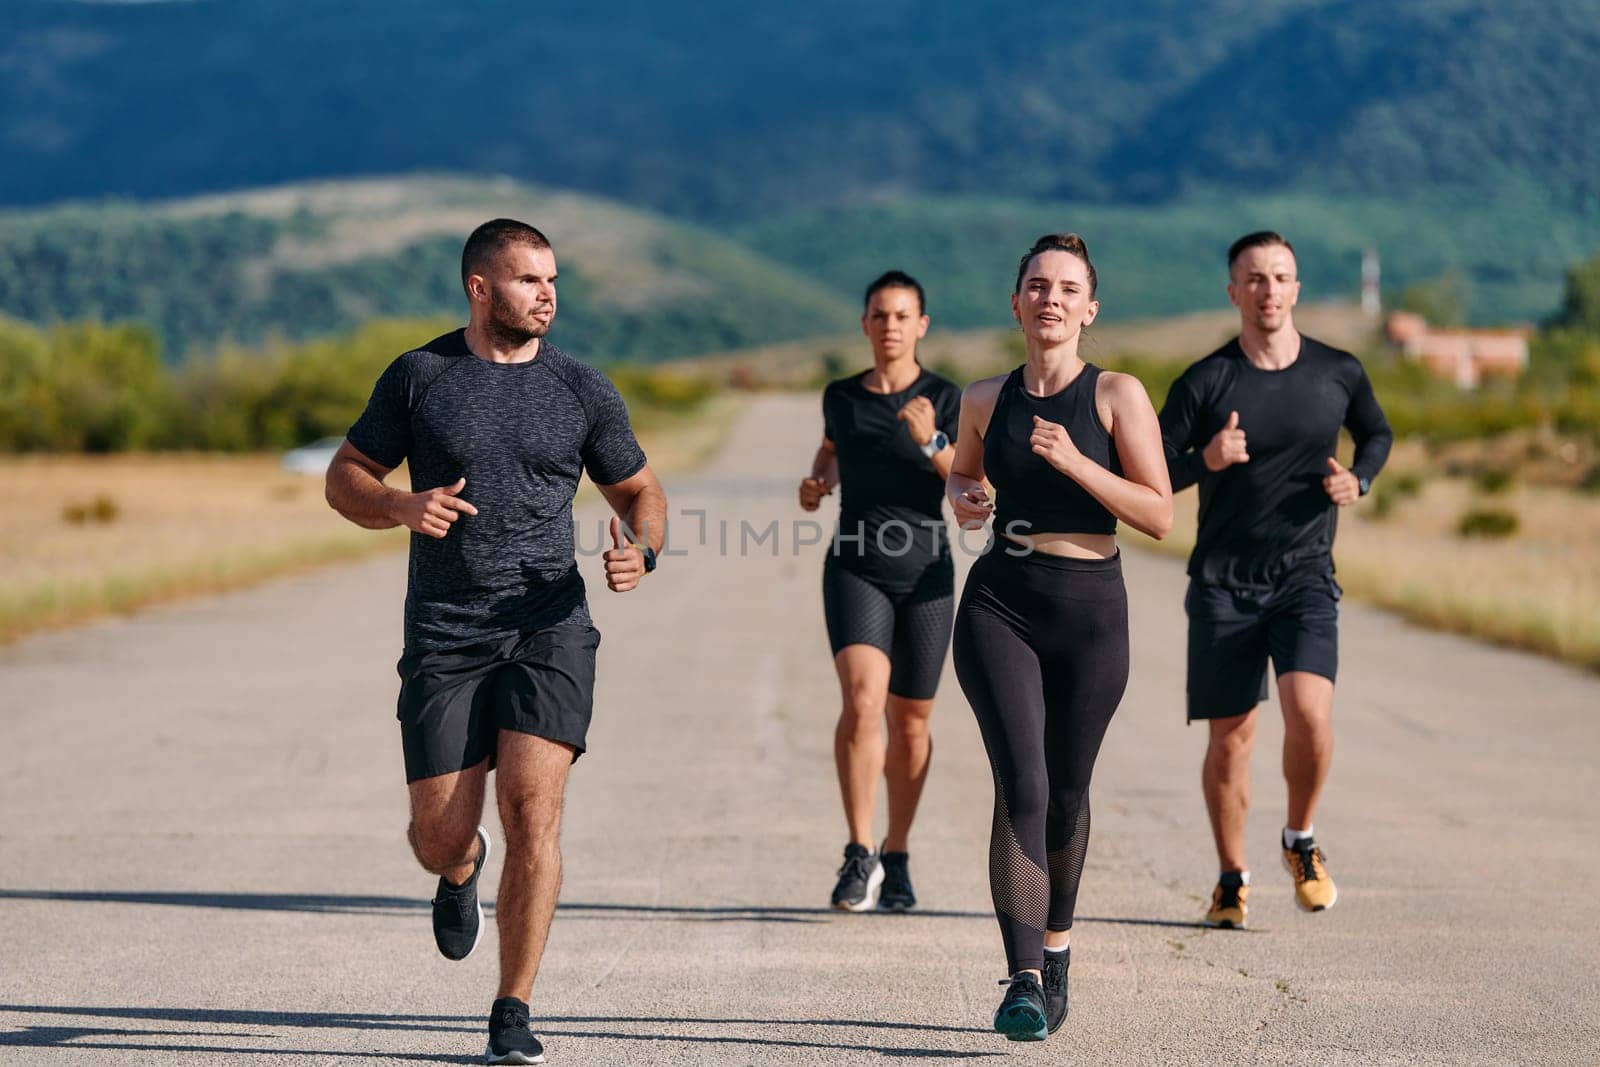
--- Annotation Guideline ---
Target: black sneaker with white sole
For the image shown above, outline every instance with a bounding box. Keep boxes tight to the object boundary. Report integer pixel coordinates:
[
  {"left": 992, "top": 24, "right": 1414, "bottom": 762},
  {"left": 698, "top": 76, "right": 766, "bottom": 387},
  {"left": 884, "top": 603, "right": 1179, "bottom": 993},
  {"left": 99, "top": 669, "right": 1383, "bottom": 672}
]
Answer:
[
  {"left": 485, "top": 997, "right": 545, "bottom": 1065},
  {"left": 878, "top": 850, "right": 916, "bottom": 911},
  {"left": 432, "top": 825, "right": 489, "bottom": 961},
  {"left": 1042, "top": 947, "right": 1070, "bottom": 1034},
  {"left": 830, "top": 843, "right": 883, "bottom": 911}
]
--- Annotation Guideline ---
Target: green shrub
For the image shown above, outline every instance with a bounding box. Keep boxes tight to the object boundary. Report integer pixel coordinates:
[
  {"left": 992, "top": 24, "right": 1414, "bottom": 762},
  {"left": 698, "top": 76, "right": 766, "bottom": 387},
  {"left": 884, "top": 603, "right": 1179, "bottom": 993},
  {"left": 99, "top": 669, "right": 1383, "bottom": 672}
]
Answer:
[
  {"left": 1368, "top": 482, "right": 1398, "bottom": 519},
  {"left": 62, "top": 494, "right": 119, "bottom": 525},
  {"left": 1457, "top": 508, "right": 1519, "bottom": 539},
  {"left": 1390, "top": 472, "right": 1424, "bottom": 497},
  {"left": 1474, "top": 467, "right": 1514, "bottom": 494}
]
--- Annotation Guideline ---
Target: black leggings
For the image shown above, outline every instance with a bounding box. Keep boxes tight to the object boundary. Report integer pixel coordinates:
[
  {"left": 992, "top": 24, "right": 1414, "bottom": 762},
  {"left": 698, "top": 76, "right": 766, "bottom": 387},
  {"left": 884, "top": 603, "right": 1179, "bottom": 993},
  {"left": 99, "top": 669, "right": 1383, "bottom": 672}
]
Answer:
[{"left": 952, "top": 546, "right": 1129, "bottom": 974}]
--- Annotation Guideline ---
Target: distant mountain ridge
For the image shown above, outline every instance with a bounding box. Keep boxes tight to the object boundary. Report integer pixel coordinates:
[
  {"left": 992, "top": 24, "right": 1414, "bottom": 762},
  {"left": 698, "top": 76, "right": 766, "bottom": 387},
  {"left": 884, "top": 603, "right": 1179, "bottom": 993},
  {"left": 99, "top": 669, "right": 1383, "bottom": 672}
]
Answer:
[
  {"left": 2, "top": 0, "right": 1596, "bottom": 217},
  {"left": 0, "top": 178, "right": 859, "bottom": 359}
]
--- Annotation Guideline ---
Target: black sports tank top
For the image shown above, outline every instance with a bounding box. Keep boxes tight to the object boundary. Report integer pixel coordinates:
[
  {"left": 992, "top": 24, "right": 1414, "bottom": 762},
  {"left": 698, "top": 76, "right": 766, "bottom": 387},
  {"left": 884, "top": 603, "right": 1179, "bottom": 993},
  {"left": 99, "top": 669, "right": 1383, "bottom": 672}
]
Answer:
[{"left": 984, "top": 363, "right": 1119, "bottom": 537}]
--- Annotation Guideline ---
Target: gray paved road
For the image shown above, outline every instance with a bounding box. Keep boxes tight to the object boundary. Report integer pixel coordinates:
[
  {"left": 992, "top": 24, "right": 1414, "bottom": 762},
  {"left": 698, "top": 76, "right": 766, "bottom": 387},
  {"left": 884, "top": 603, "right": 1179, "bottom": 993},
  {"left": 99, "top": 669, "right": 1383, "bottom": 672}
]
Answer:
[{"left": 3, "top": 395, "right": 1598, "bottom": 1065}]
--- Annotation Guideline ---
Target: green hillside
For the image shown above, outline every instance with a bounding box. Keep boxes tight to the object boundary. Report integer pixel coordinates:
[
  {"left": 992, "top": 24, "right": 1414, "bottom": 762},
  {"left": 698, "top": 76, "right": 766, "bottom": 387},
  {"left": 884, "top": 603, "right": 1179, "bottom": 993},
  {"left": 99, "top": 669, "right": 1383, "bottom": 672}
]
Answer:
[
  {"left": 736, "top": 191, "right": 1600, "bottom": 329},
  {"left": 0, "top": 177, "right": 859, "bottom": 360}
]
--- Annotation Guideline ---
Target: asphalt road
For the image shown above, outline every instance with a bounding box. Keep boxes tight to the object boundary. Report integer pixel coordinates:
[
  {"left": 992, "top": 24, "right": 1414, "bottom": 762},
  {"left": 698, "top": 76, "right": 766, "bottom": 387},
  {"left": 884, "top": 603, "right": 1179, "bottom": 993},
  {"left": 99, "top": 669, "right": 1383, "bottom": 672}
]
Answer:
[{"left": 3, "top": 394, "right": 1597, "bottom": 1065}]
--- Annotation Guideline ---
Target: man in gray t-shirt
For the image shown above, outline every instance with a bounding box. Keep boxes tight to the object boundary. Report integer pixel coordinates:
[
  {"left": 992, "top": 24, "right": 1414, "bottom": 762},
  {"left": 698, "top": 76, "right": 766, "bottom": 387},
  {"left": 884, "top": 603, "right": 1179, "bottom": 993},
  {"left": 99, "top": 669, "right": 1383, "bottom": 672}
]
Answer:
[{"left": 327, "top": 218, "right": 667, "bottom": 1064}]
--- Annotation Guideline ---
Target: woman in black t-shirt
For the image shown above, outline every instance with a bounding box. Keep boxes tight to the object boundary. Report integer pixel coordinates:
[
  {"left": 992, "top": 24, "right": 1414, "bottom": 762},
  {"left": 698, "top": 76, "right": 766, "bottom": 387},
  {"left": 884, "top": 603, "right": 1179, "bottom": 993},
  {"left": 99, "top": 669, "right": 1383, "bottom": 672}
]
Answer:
[
  {"left": 798, "top": 270, "right": 961, "bottom": 915},
  {"left": 947, "top": 235, "right": 1172, "bottom": 1041}
]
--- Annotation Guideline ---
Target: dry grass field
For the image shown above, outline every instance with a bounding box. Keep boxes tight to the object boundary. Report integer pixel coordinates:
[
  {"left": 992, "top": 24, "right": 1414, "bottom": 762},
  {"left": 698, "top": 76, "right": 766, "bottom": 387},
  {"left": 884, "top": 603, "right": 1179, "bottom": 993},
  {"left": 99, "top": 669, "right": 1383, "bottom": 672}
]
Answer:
[
  {"left": 0, "top": 396, "right": 739, "bottom": 644},
  {"left": 1127, "top": 475, "right": 1600, "bottom": 671}
]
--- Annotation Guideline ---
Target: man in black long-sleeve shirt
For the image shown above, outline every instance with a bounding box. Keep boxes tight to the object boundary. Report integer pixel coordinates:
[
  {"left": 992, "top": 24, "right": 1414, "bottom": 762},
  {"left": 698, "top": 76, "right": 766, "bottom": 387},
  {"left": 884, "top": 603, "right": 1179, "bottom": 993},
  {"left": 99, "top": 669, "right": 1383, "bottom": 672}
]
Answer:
[{"left": 1159, "top": 231, "right": 1392, "bottom": 928}]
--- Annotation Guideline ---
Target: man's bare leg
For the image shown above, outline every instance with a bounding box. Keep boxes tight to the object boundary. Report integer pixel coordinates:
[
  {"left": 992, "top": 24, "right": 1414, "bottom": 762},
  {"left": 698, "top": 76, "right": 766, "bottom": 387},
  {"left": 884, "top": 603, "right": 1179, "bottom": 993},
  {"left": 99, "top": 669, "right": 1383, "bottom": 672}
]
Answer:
[
  {"left": 407, "top": 759, "right": 490, "bottom": 884},
  {"left": 494, "top": 731, "right": 575, "bottom": 1002},
  {"left": 882, "top": 694, "right": 934, "bottom": 853},
  {"left": 1202, "top": 709, "right": 1257, "bottom": 873},
  {"left": 1279, "top": 671, "right": 1334, "bottom": 831},
  {"left": 833, "top": 645, "right": 892, "bottom": 847}
]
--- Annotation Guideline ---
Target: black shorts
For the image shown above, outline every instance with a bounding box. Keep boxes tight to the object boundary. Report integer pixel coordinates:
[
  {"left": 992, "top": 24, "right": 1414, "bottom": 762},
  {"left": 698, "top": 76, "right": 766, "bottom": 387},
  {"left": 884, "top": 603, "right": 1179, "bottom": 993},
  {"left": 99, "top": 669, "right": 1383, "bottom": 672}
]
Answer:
[
  {"left": 822, "top": 560, "right": 954, "bottom": 701},
  {"left": 395, "top": 623, "right": 601, "bottom": 783},
  {"left": 1185, "top": 574, "right": 1340, "bottom": 721}
]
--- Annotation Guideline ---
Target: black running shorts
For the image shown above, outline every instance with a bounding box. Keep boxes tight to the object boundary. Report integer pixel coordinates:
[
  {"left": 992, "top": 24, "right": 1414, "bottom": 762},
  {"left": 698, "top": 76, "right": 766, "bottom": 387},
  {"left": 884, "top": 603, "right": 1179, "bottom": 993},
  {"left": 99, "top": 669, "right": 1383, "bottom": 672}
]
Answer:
[
  {"left": 822, "top": 560, "right": 953, "bottom": 701},
  {"left": 1185, "top": 574, "right": 1340, "bottom": 721},
  {"left": 395, "top": 624, "right": 601, "bottom": 782}
]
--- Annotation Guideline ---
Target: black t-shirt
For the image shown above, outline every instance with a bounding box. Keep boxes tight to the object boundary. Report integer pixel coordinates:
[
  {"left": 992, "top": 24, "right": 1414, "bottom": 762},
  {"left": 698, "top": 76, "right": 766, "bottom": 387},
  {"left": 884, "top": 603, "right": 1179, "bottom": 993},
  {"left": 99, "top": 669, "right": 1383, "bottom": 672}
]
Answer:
[
  {"left": 347, "top": 329, "right": 647, "bottom": 652},
  {"left": 821, "top": 367, "right": 961, "bottom": 592},
  {"left": 1159, "top": 336, "right": 1392, "bottom": 590}
]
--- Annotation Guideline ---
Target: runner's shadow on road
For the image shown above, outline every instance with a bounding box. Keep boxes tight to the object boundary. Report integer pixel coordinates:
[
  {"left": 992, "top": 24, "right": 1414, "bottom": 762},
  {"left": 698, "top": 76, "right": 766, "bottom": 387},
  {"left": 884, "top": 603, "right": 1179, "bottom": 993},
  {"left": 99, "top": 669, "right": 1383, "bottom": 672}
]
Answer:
[
  {"left": 0, "top": 890, "right": 993, "bottom": 924},
  {"left": 0, "top": 1005, "right": 999, "bottom": 1061},
  {"left": 0, "top": 1006, "right": 477, "bottom": 1061},
  {"left": 1, "top": 889, "right": 1239, "bottom": 931},
  {"left": 1076, "top": 914, "right": 1266, "bottom": 932},
  {"left": 558, "top": 901, "right": 994, "bottom": 923}
]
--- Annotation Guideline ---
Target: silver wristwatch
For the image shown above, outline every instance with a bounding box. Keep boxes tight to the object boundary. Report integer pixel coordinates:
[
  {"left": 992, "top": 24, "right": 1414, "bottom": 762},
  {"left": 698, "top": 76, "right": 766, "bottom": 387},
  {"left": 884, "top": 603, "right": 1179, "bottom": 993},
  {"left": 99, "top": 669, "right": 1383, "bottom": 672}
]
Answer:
[{"left": 920, "top": 430, "right": 949, "bottom": 458}]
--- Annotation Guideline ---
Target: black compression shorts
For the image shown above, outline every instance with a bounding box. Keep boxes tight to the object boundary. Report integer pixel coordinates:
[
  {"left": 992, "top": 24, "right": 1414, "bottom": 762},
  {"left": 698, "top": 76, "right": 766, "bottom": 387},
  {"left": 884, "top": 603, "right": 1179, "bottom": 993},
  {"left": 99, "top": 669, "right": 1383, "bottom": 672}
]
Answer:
[{"left": 822, "top": 560, "right": 953, "bottom": 701}]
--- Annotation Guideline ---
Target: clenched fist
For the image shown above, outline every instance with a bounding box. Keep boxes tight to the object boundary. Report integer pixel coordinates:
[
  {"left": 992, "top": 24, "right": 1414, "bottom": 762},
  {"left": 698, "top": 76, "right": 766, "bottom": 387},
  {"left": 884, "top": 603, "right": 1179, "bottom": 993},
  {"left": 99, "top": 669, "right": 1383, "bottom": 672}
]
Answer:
[
  {"left": 952, "top": 484, "right": 994, "bottom": 529},
  {"left": 393, "top": 477, "right": 478, "bottom": 539},
  {"left": 1029, "top": 415, "right": 1084, "bottom": 475},
  {"left": 1204, "top": 410, "right": 1250, "bottom": 471},
  {"left": 897, "top": 396, "right": 937, "bottom": 447},
  {"left": 798, "top": 476, "right": 832, "bottom": 511},
  {"left": 1323, "top": 457, "right": 1360, "bottom": 506}
]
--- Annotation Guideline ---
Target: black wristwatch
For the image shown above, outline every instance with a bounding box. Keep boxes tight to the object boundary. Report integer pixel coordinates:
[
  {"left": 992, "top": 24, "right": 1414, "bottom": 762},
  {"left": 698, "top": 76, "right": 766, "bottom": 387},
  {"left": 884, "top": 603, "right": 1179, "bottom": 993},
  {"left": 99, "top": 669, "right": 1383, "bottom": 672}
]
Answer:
[{"left": 638, "top": 544, "right": 657, "bottom": 573}]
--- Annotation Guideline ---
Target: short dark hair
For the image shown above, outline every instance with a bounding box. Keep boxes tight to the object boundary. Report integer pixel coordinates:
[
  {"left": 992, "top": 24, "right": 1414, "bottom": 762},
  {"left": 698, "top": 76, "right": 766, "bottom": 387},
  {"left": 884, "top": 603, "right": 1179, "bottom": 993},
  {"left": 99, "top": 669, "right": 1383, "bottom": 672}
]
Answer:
[
  {"left": 1014, "top": 233, "right": 1097, "bottom": 297},
  {"left": 461, "top": 218, "right": 552, "bottom": 292},
  {"left": 1227, "top": 231, "right": 1295, "bottom": 271},
  {"left": 863, "top": 270, "right": 926, "bottom": 314}
]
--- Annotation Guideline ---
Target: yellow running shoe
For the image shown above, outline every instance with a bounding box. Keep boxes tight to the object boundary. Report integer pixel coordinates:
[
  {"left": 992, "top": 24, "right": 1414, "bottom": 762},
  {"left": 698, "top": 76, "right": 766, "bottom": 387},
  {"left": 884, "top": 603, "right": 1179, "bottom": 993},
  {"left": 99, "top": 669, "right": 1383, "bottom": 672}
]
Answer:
[
  {"left": 1204, "top": 876, "right": 1249, "bottom": 928},
  {"left": 1283, "top": 839, "right": 1338, "bottom": 912}
]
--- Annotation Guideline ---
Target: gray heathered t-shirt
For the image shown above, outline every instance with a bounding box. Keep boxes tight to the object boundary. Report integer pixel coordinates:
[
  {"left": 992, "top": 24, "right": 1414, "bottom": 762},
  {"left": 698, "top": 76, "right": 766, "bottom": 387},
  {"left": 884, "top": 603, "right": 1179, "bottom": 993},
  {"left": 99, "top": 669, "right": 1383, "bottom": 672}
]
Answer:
[{"left": 347, "top": 329, "right": 647, "bottom": 653}]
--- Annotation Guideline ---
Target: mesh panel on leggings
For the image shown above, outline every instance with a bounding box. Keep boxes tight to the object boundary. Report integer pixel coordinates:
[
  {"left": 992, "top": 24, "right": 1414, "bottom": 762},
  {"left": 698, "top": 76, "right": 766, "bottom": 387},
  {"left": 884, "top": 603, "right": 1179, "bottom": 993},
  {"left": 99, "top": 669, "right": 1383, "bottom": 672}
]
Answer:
[
  {"left": 990, "top": 775, "right": 1050, "bottom": 933},
  {"left": 1045, "top": 799, "right": 1092, "bottom": 931}
]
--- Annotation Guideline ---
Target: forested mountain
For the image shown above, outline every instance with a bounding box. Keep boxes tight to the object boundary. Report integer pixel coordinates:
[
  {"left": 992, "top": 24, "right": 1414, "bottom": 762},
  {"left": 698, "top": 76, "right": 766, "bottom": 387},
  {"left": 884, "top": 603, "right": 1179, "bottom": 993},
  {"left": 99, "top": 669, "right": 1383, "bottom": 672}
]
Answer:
[
  {"left": 0, "top": 179, "right": 858, "bottom": 360},
  {"left": 3, "top": 1, "right": 1596, "bottom": 217},
  {"left": 2, "top": 0, "right": 1597, "bottom": 349}
]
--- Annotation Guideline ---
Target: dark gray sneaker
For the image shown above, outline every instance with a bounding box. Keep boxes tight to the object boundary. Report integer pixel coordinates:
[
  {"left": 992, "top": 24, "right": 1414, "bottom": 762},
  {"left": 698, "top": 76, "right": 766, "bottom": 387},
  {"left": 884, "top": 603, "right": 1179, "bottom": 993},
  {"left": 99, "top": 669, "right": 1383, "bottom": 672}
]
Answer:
[
  {"left": 878, "top": 851, "right": 916, "bottom": 911},
  {"left": 432, "top": 825, "right": 489, "bottom": 961},
  {"left": 993, "top": 973, "right": 1048, "bottom": 1041},
  {"left": 485, "top": 997, "right": 545, "bottom": 1065},
  {"left": 1042, "top": 947, "right": 1070, "bottom": 1034},
  {"left": 830, "top": 843, "right": 883, "bottom": 911}
]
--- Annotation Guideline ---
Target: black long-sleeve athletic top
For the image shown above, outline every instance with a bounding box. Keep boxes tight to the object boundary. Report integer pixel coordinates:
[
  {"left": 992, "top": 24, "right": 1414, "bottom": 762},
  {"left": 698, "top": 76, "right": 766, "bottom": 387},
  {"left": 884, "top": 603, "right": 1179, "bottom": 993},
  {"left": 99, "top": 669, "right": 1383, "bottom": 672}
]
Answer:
[{"left": 1158, "top": 336, "right": 1392, "bottom": 590}]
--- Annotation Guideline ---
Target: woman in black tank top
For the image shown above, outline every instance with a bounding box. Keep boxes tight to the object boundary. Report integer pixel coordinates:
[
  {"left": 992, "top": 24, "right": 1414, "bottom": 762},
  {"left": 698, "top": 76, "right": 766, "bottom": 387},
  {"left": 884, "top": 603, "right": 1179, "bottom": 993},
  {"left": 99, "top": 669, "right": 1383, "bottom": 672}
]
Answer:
[{"left": 945, "top": 235, "right": 1172, "bottom": 1042}]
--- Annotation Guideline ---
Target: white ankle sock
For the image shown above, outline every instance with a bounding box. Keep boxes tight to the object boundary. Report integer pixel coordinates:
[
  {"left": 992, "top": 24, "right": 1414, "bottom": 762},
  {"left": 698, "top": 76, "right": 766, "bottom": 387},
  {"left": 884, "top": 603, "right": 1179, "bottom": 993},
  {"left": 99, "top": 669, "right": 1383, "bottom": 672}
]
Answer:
[
  {"left": 1044, "top": 943, "right": 1070, "bottom": 954},
  {"left": 1283, "top": 826, "right": 1314, "bottom": 848}
]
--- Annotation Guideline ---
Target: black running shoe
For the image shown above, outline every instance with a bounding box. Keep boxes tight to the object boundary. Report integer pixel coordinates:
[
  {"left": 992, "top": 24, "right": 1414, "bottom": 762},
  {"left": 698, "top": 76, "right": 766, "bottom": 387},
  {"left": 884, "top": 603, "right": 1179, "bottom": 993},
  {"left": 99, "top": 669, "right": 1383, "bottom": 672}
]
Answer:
[
  {"left": 830, "top": 843, "right": 883, "bottom": 911},
  {"left": 878, "top": 851, "right": 917, "bottom": 911},
  {"left": 1042, "top": 947, "right": 1070, "bottom": 1034},
  {"left": 485, "top": 997, "right": 545, "bottom": 1065},
  {"left": 993, "top": 973, "right": 1048, "bottom": 1041},
  {"left": 432, "top": 825, "right": 489, "bottom": 961}
]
